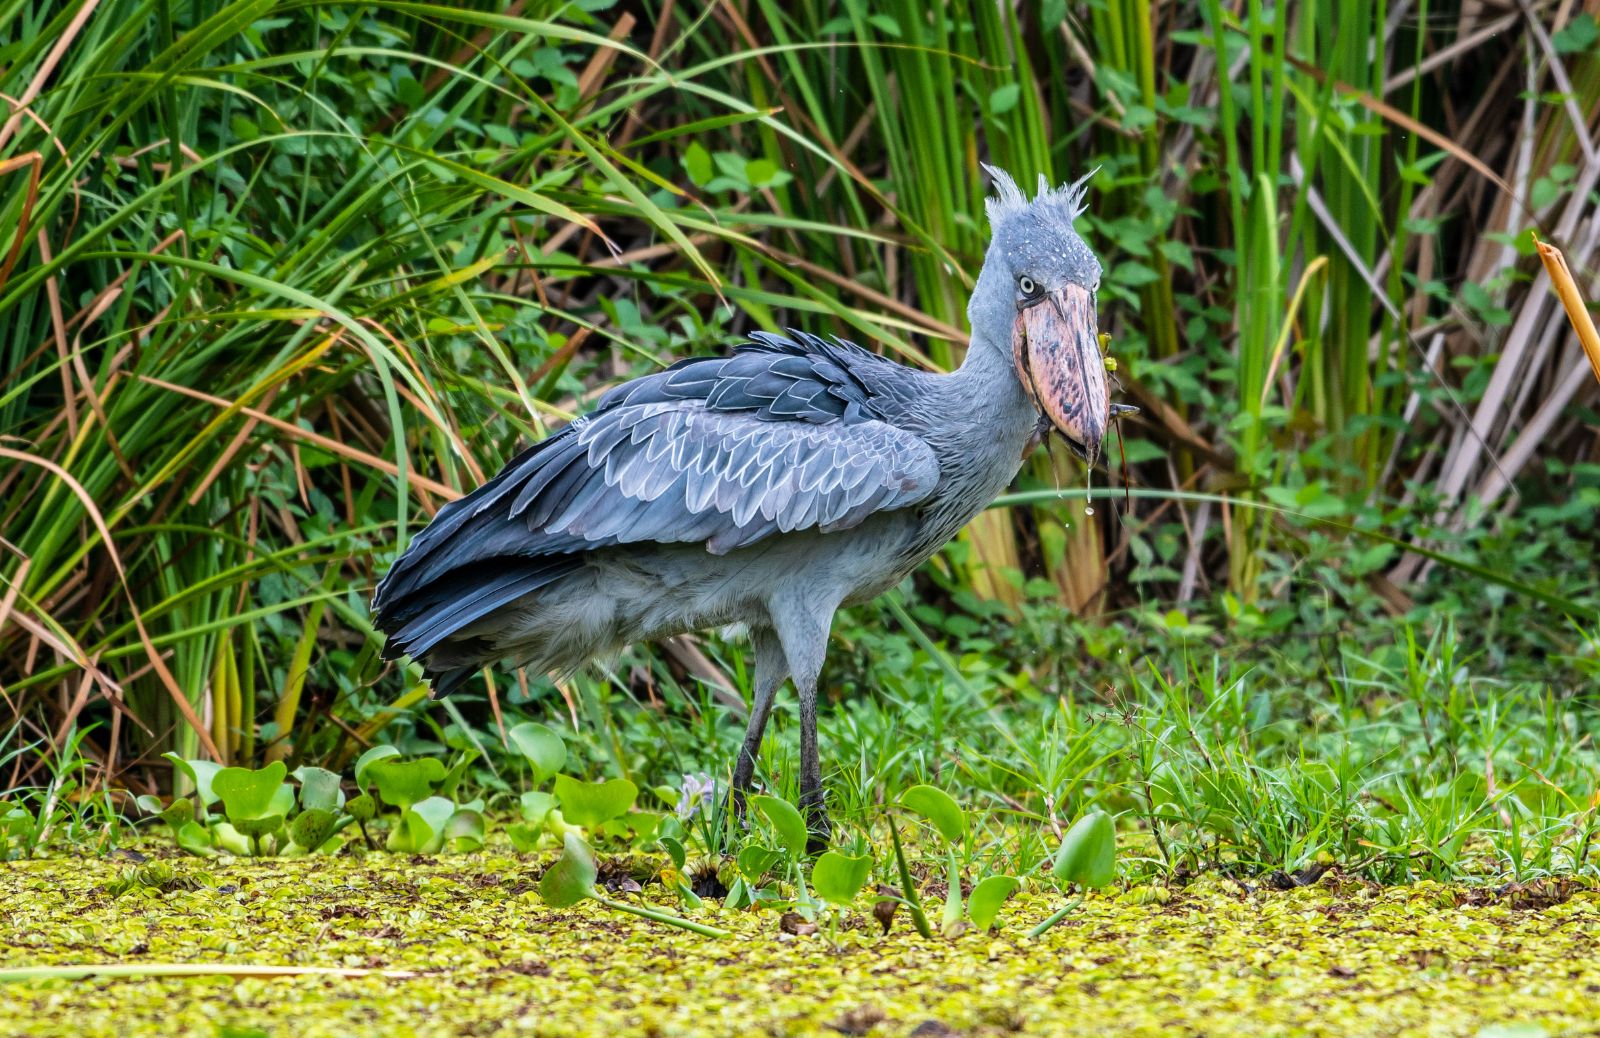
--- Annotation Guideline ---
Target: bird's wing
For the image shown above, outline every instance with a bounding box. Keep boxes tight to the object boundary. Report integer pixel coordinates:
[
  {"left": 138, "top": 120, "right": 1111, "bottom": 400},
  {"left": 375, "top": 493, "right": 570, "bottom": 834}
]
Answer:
[{"left": 374, "top": 333, "right": 937, "bottom": 611}]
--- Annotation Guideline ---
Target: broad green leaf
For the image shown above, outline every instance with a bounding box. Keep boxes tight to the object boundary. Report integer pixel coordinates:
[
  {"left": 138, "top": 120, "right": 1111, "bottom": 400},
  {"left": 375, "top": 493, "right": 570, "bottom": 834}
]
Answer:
[
  {"left": 736, "top": 844, "right": 781, "bottom": 882},
  {"left": 539, "top": 832, "right": 598, "bottom": 907},
  {"left": 445, "top": 808, "right": 486, "bottom": 853},
  {"left": 174, "top": 822, "right": 215, "bottom": 857},
  {"left": 368, "top": 758, "right": 447, "bottom": 811},
  {"left": 520, "top": 790, "right": 556, "bottom": 826},
  {"left": 553, "top": 775, "right": 637, "bottom": 828},
  {"left": 353, "top": 745, "right": 402, "bottom": 790},
  {"left": 293, "top": 767, "right": 344, "bottom": 813},
  {"left": 750, "top": 795, "right": 808, "bottom": 859},
  {"left": 345, "top": 794, "right": 375, "bottom": 823},
  {"left": 507, "top": 723, "right": 566, "bottom": 785},
  {"left": 289, "top": 808, "right": 337, "bottom": 852},
  {"left": 660, "top": 836, "right": 687, "bottom": 870},
  {"left": 160, "top": 798, "right": 194, "bottom": 830},
  {"left": 1052, "top": 811, "right": 1117, "bottom": 889},
  {"left": 811, "top": 851, "right": 873, "bottom": 907},
  {"left": 163, "top": 754, "right": 224, "bottom": 807},
  {"left": 231, "top": 814, "right": 283, "bottom": 841},
  {"left": 135, "top": 794, "right": 165, "bottom": 816},
  {"left": 507, "top": 823, "right": 542, "bottom": 853},
  {"left": 212, "top": 761, "right": 288, "bottom": 822},
  {"left": 967, "top": 875, "right": 1020, "bottom": 930},
  {"left": 900, "top": 784, "right": 967, "bottom": 844},
  {"left": 387, "top": 796, "right": 456, "bottom": 853}
]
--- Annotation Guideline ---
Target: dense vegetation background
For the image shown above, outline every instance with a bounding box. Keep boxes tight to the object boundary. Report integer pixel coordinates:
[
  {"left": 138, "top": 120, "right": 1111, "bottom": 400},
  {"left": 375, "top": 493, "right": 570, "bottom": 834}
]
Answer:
[{"left": 2, "top": 0, "right": 1599, "bottom": 879}]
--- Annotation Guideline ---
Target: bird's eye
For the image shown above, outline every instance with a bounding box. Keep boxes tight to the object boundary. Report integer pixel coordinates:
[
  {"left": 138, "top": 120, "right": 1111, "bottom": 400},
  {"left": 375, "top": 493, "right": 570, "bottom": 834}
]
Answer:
[{"left": 1018, "top": 275, "right": 1038, "bottom": 297}]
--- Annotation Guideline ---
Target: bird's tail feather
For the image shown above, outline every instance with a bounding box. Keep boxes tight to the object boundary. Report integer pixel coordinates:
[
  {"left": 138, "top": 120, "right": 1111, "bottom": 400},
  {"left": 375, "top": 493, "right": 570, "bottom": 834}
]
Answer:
[{"left": 376, "top": 556, "right": 580, "bottom": 685}]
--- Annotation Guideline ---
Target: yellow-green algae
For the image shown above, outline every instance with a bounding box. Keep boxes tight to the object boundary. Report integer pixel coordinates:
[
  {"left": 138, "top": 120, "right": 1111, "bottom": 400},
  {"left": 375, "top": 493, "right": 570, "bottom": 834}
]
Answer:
[{"left": 3, "top": 849, "right": 1599, "bottom": 1037}]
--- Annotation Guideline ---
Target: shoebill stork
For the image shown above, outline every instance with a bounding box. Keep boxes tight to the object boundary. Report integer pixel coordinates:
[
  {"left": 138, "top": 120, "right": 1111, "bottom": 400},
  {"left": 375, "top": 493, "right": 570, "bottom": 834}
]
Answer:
[{"left": 372, "top": 166, "right": 1110, "bottom": 844}]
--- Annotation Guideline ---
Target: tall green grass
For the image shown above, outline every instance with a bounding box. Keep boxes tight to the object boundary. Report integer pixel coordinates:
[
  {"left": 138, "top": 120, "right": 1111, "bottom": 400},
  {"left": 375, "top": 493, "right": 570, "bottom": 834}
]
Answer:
[{"left": 1, "top": 0, "right": 1597, "bottom": 773}]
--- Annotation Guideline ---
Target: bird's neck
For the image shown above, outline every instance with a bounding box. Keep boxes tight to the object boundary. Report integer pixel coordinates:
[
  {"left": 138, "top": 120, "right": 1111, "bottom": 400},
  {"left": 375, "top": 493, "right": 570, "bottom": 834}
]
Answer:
[{"left": 948, "top": 333, "right": 1036, "bottom": 425}]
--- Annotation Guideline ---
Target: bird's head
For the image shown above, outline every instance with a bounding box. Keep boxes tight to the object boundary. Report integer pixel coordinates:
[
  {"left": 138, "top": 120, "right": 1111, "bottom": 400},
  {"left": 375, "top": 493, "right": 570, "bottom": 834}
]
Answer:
[{"left": 969, "top": 165, "right": 1108, "bottom": 464}]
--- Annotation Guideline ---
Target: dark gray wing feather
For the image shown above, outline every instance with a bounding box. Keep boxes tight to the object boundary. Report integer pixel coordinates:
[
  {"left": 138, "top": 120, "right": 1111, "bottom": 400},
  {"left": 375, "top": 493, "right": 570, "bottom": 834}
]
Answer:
[{"left": 372, "top": 330, "right": 936, "bottom": 658}]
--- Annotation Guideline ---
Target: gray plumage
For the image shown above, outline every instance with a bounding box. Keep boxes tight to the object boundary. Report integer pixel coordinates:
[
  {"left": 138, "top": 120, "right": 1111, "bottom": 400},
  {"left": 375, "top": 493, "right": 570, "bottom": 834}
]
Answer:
[{"left": 372, "top": 166, "right": 1107, "bottom": 843}]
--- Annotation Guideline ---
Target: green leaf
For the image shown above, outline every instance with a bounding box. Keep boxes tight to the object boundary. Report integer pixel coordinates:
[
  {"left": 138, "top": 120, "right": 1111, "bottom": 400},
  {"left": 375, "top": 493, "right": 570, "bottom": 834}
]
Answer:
[
  {"left": 345, "top": 794, "right": 375, "bottom": 823},
  {"left": 289, "top": 808, "right": 337, "bottom": 853},
  {"left": 540, "top": 832, "right": 599, "bottom": 907},
  {"left": 553, "top": 775, "right": 637, "bottom": 828},
  {"left": 1052, "top": 811, "right": 1117, "bottom": 889},
  {"left": 387, "top": 796, "right": 456, "bottom": 854},
  {"left": 209, "top": 822, "right": 251, "bottom": 856},
  {"left": 507, "top": 823, "right": 542, "bottom": 853},
  {"left": 683, "top": 141, "right": 713, "bottom": 187},
  {"left": 900, "top": 784, "right": 967, "bottom": 844},
  {"left": 445, "top": 808, "right": 486, "bottom": 853},
  {"left": 519, "top": 790, "right": 556, "bottom": 826},
  {"left": 353, "top": 745, "right": 402, "bottom": 790},
  {"left": 989, "top": 83, "right": 1021, "bottom": 115},
  {"left": 159, "top": 798, "right": 194, "bottom": 830},
  {"left": 736, "top": 844, "right": 781, "bottom": 882},
  {"left": 750, "top": 795, "right": 808, "bottom": 859},
  {"left": 368, "top": 758, "right": 447, "bottom": 811},
  {"left": 811, "top": 851, "right": 873, "bottom": 907},
  {"left": 212, "top": 762, "right": 288, "bottom": 823},
  {"left": 507, "top": 723, "right": 566, "bottom": 785},
  {"left": 163, "top": 753, "right": 224, "bottom": 807},
  {"left": 660, "top": 835, "right": 687, "bottom": 870},
  {"left": 173, "top": 822, "right": 215, "bottom": 857},
  {"left": 967, "top": 875, "right": 1020, "bottom": 930},
  {"left": 293, "top": 767, "right": 343, "bottom": 813}
]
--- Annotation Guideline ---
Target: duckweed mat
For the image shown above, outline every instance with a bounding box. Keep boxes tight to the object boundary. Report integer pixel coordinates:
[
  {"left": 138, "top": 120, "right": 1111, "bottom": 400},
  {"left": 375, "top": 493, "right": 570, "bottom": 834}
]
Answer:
[{"left": 4, "top": 852, "right": 1599, "bottom": 1037}]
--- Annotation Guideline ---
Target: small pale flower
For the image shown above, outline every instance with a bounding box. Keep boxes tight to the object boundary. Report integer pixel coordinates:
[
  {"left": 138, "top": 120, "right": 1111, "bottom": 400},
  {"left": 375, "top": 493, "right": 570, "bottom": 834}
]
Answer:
[{"left": 675, "top": 772, "right": 716, "bottom": 820}]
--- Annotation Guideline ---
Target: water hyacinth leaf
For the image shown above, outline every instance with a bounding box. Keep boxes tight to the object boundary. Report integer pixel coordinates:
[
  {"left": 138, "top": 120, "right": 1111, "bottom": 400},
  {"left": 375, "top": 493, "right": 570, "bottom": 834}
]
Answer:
[
  {"left": 368, "top": 758, "right": 447, "bottom": 811},
  {"left": 811, "top": 851, "right": 873, "bottom": 908},
  {"left": 174, "top": 821, "right": 215, "bottom": 857},
  {"left": 210, "top": 822, "right": 252, "bottom": 856},
  {"left": 967, "top": 875, "right": 1020, "bottom": 930},
  {"left": 661, "top": 835, "right": 688, "bottom": 870},
  {"left": 750, "top": 795, "right": 808, "bottom": 859},
  {"left": 540, "top": 832, "right": 599, "bottom": 908},
  {"left": 345, "top": 794, "right": 375, "bottom": 823},
  {"left": 1052, "top": 811, "right": 1117, "bottom": 889},
  {"left": 387, "top": 796, "right": 457, "bottom": 854},
  {"left": 445, "top": 808, "right": 486, "bottom": 853},
  {"left": 160, "top": 798, "right": 194, "bottom": 830},
  {"left": 353, "top": 745, "right": 402, "bottom": 790},
  {"left": 213, "top": 762, "right": 289, "bottom": 824},
  {"left": 293, "top": 767, "right": 344, "bottom": 813},
  {"left": 163, "top": 753, "right": 224, "bottom": 807},
  {"left": 900, "top": 785, "right": 966, "bottom": 844},
  {"left": 289, "top": 808, "right": 337, "bottom": 852},
  {"left": 506, "top": 824, "right": 541, "bottom": 853},
  {"left": 553, "top": 775, "right": 637, "bottom": 828},
  {"left": 507, "top": 722, "right": 566, "bottom": 785},
  {"left": 737, "top": 844, "right": 781, "bottom": 882},
  {"left": 135, "top": 795, "right": 164, "bottom": 816},
  {"left": 520, "top": 790, "right": 556, "bottom": 826}
]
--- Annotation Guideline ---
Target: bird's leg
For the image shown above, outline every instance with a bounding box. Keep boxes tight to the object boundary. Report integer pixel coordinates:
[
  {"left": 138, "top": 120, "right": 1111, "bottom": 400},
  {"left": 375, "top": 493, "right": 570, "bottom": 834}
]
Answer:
[
  {"left": 728, "top": 626, "right": 787, "bottom": 825},
  {"left": 795, "top": 671, "right": 830, "bottom": 853},
  {"left": 768, "top": 594, "right": 836, "bottom": 853}
]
